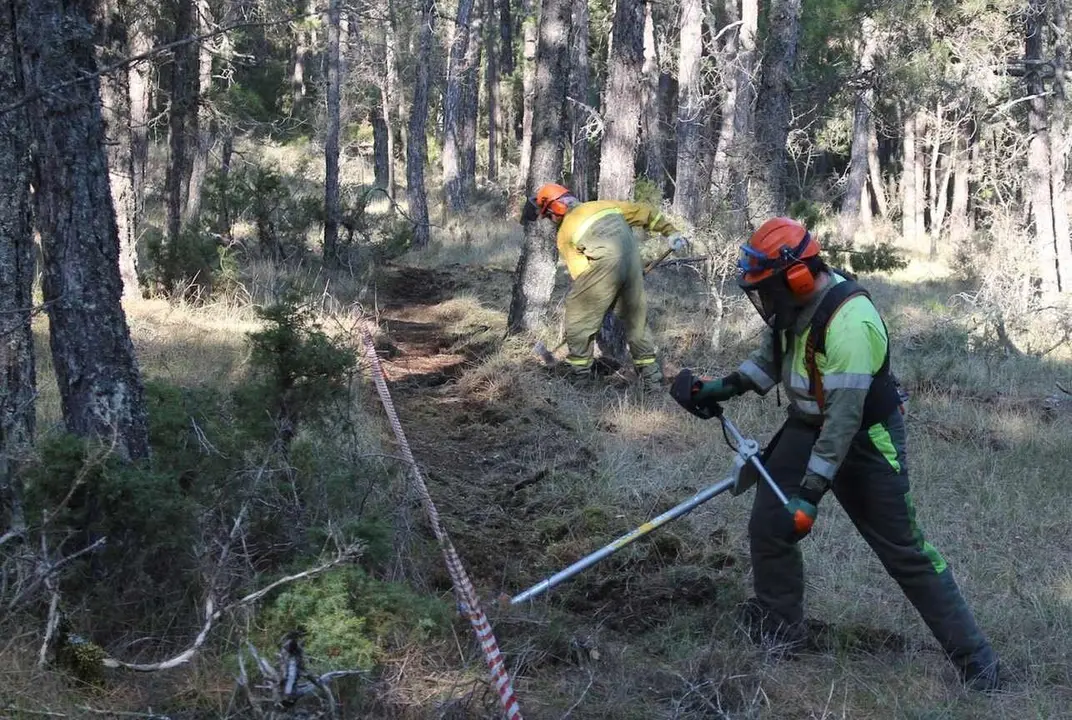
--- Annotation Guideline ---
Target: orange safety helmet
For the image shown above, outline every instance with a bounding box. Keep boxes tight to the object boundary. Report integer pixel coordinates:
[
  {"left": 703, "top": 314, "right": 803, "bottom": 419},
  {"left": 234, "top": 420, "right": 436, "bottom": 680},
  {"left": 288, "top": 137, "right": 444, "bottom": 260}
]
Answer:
[
  {"left": 531, "top": 183, "right": 574, "bottom": 220},
  {"left": 737, "top": 217, "right": 821, "bottom": 296}
]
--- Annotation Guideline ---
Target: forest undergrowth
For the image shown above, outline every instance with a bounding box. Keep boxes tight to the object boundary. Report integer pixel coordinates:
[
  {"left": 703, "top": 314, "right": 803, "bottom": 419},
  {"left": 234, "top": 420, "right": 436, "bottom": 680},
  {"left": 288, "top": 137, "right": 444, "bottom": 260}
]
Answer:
[{"left": 4, "top": 196, "right": 1071, "bottom": 720}]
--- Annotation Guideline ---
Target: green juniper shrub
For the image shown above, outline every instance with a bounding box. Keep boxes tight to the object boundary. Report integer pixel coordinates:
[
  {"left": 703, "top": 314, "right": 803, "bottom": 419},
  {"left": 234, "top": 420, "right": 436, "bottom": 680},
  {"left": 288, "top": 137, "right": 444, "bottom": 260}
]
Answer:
[{"left": 233, "top": 290, "right": 358, "bottom": 453}]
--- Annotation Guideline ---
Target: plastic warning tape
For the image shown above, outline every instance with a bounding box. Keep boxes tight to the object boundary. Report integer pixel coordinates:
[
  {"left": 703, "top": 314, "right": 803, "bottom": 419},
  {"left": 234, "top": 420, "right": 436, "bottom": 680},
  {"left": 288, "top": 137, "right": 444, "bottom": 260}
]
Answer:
[{"left": 361, "top": 328, "right": 523, "bottom": 720}]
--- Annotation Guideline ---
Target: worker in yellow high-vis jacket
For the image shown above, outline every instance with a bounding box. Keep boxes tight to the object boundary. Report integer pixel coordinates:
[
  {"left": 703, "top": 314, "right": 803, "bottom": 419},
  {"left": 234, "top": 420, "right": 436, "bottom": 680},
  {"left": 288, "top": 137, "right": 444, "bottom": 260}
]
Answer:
[{"left": 522, "top": 183, "right": 688, "bottom": 388}]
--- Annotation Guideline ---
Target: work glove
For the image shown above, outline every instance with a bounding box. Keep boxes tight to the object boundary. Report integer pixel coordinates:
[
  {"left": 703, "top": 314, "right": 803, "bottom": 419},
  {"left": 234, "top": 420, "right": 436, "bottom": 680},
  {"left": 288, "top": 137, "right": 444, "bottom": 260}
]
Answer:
[
  {"left": 783, "top": 485, "right": 824, "bottom": 540},
  {"left": 667, "top": 232, "right": 689, "bottom": 252},
  {"left": 670, "top": 369, "right": 747, "bottom": 419}
]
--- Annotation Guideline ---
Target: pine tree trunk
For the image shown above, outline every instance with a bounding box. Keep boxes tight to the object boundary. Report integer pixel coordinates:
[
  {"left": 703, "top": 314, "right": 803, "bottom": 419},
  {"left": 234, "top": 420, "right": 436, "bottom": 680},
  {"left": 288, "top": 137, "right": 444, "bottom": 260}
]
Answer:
[
  {"left": 749, "top": 0, "right": 802, "bottom": 221},
  {"left": 127, "top": 10, "right": 150, "bottom": 230},
  {"left": 372, "top": 101, "right": 390, "bottom": 188},
  {"left": 461, "top": 12, "right": 483, "bottom": 196},
  {"left": 443, "top": 0, "right": 478, "bottom": 210},
  {"left": 97, "top": 0, "right": 139, "bottom": 295},
  {"left": 14, "top": 0, "right": 150, "bottom": 461},
  {"left": 518, "top": 0, "right": 538, "bottom": 188},
  {"left": 292, "top": 0, "right": 313, "bottom": 113},
  {"left": 385, "top": 0, "right": 403, "bottom": 194},
  {"left": 901, "top": 109, "right": 918, "bottom": 243},
  {"left": 408, "top": 0, "right": 435, "bottom": 248},
  {"left": 712, "top": 0, "right": 757, "bottom": 234},
  {"left": 568, "top": 0, "right": 590, "bottom": 199},
  {"left": 867, "top": 117, "right": 888, "bottom": 218},
  {"left": 948, "top": 118, "right": 973, "bottom": 248},
  {"left": 0, "top": 11, "right": 34, "bottom": 531},
  {"left": 930, "top": 109, "right": 953, "bottom": 258},
  {"left": 486, "top": 0, "right": 500, "bottom": 182},
  {"left": 672, "top": 0, "right": 703, "bottom": 221},
  {"left": 639, "top": 2, "right": 662, "bottom": 185},
  {"left": 1051, "top": 0, "right": 1072, "bottom": 291},
  {"left": 838, "top": 16, "right": 876, "bottom": 243},
  {"left": 913, "top": 109, "right": 926, "bottom": 246},
  {"left": 498, "top": 0, "right": 514, "bottom": 176},
  {"left": 598, "top": 0, "right": 644, "bottom": 199},
  {"left": 165, "top": 0, "right": 197, "bottom": 249},
  {"left": 184, "top": 0, "right": 215, "bottom": 225},
  {"left": 508, "top": 0, "right": 572, "bottom": 333},
  {"left": 323, "top": 0, "right": 341, "bottom": 264}
]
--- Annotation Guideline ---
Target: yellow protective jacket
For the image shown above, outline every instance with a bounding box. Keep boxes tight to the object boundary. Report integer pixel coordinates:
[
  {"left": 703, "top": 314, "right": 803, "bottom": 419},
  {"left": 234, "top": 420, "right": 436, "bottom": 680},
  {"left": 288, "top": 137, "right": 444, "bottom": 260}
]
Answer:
[{"left": 556, "top": 201, "right": 678, "bottom": 278}]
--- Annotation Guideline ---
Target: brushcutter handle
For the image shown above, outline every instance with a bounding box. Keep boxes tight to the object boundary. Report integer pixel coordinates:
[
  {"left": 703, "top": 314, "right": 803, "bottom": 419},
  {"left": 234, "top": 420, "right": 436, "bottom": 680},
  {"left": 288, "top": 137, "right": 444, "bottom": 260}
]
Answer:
[{"left": 644, "top": 246, "right": 676, "bottom": 275}]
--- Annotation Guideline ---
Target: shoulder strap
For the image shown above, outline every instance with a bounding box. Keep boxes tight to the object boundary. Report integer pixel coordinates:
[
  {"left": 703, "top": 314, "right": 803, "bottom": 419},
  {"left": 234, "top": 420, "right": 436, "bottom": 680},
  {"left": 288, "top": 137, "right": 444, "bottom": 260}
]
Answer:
[{"left": 805, "top": 280, "right": 869, "bottom": 408}]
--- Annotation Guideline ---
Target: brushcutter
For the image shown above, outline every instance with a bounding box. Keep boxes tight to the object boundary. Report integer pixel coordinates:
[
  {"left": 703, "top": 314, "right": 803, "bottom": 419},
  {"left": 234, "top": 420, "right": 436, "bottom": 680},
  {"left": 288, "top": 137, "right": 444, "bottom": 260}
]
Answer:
[
  {"left": 532, "top": 245, "right": 681, "bottom": 366},
  {"left": 508, "top": 402, "right": 786, "bottom": 605}
]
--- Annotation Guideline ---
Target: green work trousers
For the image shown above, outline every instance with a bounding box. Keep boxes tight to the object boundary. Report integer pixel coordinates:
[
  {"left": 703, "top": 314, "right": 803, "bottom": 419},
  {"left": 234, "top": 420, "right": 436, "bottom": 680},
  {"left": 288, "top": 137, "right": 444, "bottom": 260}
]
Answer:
[
  {"left": 748, "top": 411, "right": 998, "bottom": 681},
  {"left": 563, "top": 232, "right": 656, "bottom": 369}
]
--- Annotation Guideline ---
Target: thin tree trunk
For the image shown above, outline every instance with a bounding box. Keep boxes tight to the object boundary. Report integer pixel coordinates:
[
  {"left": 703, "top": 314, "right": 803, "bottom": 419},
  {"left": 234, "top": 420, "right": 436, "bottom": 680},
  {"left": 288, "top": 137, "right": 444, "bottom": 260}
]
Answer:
[
  {"left": 486, "top": 0, "right": 500, "bottom": 182},
  {"left": 385, "top": 0, "right": 402, "bottom": 194},
  {"left": 913, "top": 109, "right": 926, "bottom": 245},
  {"left": 839, "top": 16, "right": 876, "bottom": 243},
  {"left": 98, "top": 0, "right": 139, "bottom": 296},
  {"left": 443, "top": 0, "right": 478, "bottom": 210},
  {"left": 949, "top": 117, "right": 973, "bottom": 247},
  {"left": 712, "top": 0, "right": 757, "bottom": 234},
  {"left": 639, "top": 2, "right": 662, "bottom": 185},
  {"left": 372, "top": 101, "right": 390, "bottom": 188},
  {"left": 292, "top": 0, "right": 313, "bottom": 113},
  {"left": 460, "top": 12, "right": 483, "bottom": 197},
  {"left": 901, "top": 109, "right": 918, "bottom": 243},
  {"left": 408, "top": 0, "right": 435, "bottom": 248},
  {"left": 1051, "top": 0, "right": 1072, "bottom": 291},
  {"left": 927, "top": 104, "right": 941, "bottom": 256},
  {"left": 508, "top": 0, "right": 572, "bottom": 333},
  {"left": 184, "top": 0, "right": 215, "bottom": 225},
  {"left": 749, "top": 0, "right": 803, "bottom": 222},
  {"left": 931, "top": 112, "right": 953, "bottom": 258},
  {"left": 1026, "top": 0, "right": 1059, "bottom": 294},
  {"left": 518, "top": 0, "right": 537, "bottom": 188},
  {"left": 498, "top": 0, "right": 514, "bottom": 176},
  {"left": 127, "top": 10, "right": 150, "bottom": 232},
  {"left": 14, "top": 0, "right": 150, "bottom": 461},
  {"left": 165, "top": 0, "right": 197, "bottom": 250},
  {"left": 867, "top": 117, "right": 888, "bottom": 218},
  {"left": 568, "top": 0, "right": 589, "bottom": 199},
  {"left": 598, "top": 0, "right": 644, "bottom": 199},
  {"left": 0, "top": 9, "right": 34, "bottom": 532},
  {"left": 323, "top": 0, "right": 341, "bottom": 264}
]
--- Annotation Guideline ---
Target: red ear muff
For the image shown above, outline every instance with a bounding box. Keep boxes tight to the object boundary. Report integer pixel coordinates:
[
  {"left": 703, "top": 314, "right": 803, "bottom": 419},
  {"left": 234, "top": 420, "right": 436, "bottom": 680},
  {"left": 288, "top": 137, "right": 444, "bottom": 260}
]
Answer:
[{"left": 784, "top": 262, "right": 815, "bottom": 295}]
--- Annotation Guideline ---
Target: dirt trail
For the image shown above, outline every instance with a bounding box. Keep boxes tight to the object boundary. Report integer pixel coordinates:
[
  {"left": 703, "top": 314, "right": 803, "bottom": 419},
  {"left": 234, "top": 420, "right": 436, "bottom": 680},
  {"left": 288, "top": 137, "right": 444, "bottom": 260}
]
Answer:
[{"left": 373, "top": 264, "right": 594, "bottom": 592}]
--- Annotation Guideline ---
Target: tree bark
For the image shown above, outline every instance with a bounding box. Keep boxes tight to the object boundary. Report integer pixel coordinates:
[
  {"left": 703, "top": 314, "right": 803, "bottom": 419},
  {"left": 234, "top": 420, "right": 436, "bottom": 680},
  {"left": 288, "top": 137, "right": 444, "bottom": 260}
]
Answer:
[
  {"left": 929, "top": 107, "right": 953, "bottom": 258},
  {"left": 97, "top": 0, "right": 139, "bottom": 296},
  {"left": 712, "top": 0, "right": 757, "bottom": 234},
  {"left": 372, "top": 100, "right": 390, "bottom": 188},
  {"left": 323, "top": 0, "right": 341, "bottom": 264},
  {"left": 385, "top": 0, "right": 402, "bottom": 195},
  {"left": 948, "top": 117, "right": 973, "bottom": 248},
  {"left": 913, "top": 109, "right": 926, "bottom": 245},
  {"left": 866, "top": 117, "right": 888, "bottom": 218},
  {"left": 901, "top": 109, "right": 919, "bottom": 243},
  {"left": 518, "top": 0, "right": 537, "bottom": 188},
  {"left": 0, "top": 8, "right": 34, "bottom": 532},
  {"left": 568, "top": 0, "right": 590, "bottom": 199},
  {"left": 165, "top": 0, "right": 198, "bottom": 249},
  {"left": 749, "top": 0, "right": 802, "bottom": 222},
  {"left": 638, "top": 2, "right": 662, "bottom": 186},
  {"left": 443, "top": 0, "right": 478, "bottom": 210},
  {"left": 1051, "top": 0, "right": 1072, "bottom": 291},
  {"left": 498, "top": 0, "right": 514, "bottom": 175},
  {"left": 508, "top": 0, "right": 572, "bottom": 333},
  {"left": 839, "top": 16, "right": 877, "bottom": 243},
  {"left": 408, "top": 0, "right": 435, "bottom": 248},
  {"left": 486, "top": 0, "right": 500, "bottom": 182},
  {"left": 127, "top": 8, "right": 150, "bottom": 232},
  {"left": 672, "top": 0, "right": 703, "bottom": 221},
  {"left": 14, "top": 0, "right": 150, "bottom": 461},
  {"left": 598, "top": 0, "right": 644, "bottom": 199},
  {"left": 291, "top": 0, "right": 314, "bottom": 113},
  {"left": 183, "top": 0, "right": 215, "bottom": 225}
]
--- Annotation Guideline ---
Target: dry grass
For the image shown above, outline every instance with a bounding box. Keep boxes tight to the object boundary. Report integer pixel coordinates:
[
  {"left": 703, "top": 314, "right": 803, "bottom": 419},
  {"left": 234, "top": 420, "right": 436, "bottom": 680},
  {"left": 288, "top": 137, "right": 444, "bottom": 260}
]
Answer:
[{"left": 10, "top": 202, "right": 1072, "bottom": 718}]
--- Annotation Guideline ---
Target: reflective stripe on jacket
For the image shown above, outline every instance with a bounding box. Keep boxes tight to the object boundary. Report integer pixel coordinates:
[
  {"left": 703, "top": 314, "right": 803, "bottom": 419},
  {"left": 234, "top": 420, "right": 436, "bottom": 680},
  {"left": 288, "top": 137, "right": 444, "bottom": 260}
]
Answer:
[
  {"left": 556, "top": 200, "right": 678, "bottom": 278},
  {"left": 737, "top": 274, "right": 891, "bottom": 491}
]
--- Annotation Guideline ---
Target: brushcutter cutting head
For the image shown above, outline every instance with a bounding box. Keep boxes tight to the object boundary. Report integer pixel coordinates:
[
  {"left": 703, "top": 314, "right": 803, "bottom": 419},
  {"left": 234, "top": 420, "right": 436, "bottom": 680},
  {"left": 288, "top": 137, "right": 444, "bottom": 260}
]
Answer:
[{"left": 533, "top": 341, "right": 556, "bottom": 366}]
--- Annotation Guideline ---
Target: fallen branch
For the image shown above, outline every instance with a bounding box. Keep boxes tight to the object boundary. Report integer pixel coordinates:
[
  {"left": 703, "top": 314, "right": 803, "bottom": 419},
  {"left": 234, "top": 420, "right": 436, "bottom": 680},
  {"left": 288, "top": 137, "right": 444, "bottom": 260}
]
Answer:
[
  {"left": 101, "top": 546, "right": 361, "bottom": 672},
  {"left": 1058, "top": 381, "right": 1071, "bottom": 396}
]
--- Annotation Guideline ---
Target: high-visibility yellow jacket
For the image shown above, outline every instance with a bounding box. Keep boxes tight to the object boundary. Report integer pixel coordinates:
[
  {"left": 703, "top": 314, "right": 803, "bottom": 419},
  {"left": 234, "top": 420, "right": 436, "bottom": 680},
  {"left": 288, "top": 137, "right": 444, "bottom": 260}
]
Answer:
[
  {"left": 556, "top": 201, "right": 678, "bottom": 278},
  {"left": 737, "top": 273, "right": 897, "bottom": 492}
]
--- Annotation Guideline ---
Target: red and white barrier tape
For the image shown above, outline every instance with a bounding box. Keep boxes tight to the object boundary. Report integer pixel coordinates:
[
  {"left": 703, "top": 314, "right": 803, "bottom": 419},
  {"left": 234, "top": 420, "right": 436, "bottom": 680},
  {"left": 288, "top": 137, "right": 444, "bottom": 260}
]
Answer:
[{"left": 361, "top": 328, "right": 523, "bottom": 720}]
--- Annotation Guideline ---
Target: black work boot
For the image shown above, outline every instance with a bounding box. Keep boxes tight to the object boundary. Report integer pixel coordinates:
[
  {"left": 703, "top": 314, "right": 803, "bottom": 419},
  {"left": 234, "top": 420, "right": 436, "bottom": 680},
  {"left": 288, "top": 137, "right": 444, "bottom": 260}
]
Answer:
[
  {"left": 962, "top": 659, "right": 1003, "bottom": 694},
  {"left": 635, "top": 361, "right": 664, "bottom": 391},
  {"left": 735, "top": 598, "right": 806, "bottom": 659}
]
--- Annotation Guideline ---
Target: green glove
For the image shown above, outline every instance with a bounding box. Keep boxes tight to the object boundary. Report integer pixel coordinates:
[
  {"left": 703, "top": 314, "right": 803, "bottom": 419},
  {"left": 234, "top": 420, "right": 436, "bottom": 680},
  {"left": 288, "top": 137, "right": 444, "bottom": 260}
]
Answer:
[{"left": 694, "top": 372, "right": 749, "bottom": 402}]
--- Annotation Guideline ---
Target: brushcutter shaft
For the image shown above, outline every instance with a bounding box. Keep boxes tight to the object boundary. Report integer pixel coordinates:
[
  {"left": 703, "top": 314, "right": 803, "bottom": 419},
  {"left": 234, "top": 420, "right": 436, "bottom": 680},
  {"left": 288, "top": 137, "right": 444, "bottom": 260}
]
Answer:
[
  {"left": 510, "top": 474, "right": 736, "bottom": 605},
  {"left": 719, "top": 415, "right": 789, "bottom": 506}
]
